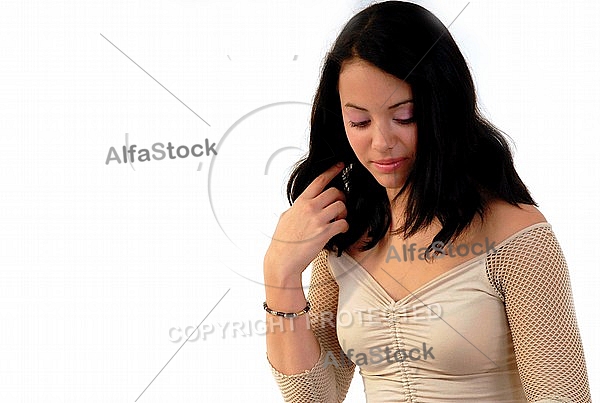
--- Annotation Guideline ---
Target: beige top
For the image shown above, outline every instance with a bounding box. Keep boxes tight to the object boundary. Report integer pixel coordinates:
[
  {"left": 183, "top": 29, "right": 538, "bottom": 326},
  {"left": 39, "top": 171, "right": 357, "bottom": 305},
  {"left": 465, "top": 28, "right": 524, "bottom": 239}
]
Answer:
[{"left": 268, "top": 223, "right": 591, "bottom": 402}]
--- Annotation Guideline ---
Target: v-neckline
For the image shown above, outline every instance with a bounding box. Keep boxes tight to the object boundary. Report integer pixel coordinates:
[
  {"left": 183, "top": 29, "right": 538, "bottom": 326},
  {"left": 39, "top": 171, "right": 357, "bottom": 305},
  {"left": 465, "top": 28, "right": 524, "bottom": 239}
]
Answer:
[
  {"left": 340, "top": 249, "right": 484, "bottom": 305},
  {"left": 338, "top": 221, "right": 551, "bottom": 305}
]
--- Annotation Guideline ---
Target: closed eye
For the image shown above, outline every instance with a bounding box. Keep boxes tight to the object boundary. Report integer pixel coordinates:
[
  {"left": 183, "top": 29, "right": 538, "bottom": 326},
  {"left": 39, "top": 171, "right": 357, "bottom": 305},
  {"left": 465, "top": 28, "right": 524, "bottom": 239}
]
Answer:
[
  {"left": 349, "top": 120, "right": 370, "bottom": 128},
  {"left": 348, "top": 118, "right": 415, "bottom": 129},
  {"left": 395, "top": 117, "right": 415, "bottom": 125}
]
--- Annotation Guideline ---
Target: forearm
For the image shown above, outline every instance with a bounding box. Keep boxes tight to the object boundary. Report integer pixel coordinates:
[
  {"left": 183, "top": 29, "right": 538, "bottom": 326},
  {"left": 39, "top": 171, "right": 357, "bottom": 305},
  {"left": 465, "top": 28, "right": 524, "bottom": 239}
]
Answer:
[{"left": 264, "top": 269, "right": 321, "bottom": 375}]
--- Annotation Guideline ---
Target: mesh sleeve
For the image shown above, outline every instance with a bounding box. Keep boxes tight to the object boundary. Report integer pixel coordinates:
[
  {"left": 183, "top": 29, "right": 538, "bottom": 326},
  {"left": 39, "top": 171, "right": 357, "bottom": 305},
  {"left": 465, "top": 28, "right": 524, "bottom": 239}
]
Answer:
[
  {"left": 269, "top": 249, "right": 356, "bottom": 402},
  {"left": 485, "top": 225, "right": 591, "bottom": 402}
]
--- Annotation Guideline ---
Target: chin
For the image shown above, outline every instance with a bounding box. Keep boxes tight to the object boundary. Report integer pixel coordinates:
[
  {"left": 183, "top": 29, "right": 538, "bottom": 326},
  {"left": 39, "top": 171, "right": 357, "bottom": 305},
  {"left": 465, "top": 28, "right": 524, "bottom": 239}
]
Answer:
[{"left": 370, "top": 172, "right": 407, "bottom": 190}]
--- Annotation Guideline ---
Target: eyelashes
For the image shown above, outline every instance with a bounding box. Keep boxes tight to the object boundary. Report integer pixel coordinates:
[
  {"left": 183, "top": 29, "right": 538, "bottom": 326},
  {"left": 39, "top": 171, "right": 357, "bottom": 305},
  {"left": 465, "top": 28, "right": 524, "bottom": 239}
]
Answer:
[
  {"left": 348, "top": 118, "right": 415, "bottom": 129},
  {"left": 348, "top": 121, "right": 369, "bottom": 129}
]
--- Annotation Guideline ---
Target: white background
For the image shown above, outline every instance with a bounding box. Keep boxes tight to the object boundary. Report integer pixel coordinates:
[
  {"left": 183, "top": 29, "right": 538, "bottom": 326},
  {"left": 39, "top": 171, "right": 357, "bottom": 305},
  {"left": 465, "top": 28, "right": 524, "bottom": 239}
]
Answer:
[{"left": 1, "top": 0, "right": 598, "bottom": 401}]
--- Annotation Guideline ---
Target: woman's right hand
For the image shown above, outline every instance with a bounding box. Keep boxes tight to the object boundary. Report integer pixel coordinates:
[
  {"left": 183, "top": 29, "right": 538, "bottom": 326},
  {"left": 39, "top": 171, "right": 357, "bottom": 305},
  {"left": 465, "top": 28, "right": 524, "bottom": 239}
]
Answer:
[{"left": 264, "top": 162, "right": 349, "bottom": 282}]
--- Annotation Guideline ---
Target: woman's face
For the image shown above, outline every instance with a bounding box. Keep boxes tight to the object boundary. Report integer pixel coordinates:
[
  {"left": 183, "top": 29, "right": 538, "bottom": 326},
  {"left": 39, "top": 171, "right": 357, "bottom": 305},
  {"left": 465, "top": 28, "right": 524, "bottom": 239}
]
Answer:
[{"left": 338, "top": 58, "right": 417, "bottom": 199}]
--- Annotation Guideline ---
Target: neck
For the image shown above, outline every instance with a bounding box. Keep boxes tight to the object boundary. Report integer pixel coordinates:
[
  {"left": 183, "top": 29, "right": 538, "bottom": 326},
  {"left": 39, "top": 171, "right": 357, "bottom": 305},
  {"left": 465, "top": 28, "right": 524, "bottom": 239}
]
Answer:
[{"left": 387, "top": 187, "right": 409, "bottom": 233}]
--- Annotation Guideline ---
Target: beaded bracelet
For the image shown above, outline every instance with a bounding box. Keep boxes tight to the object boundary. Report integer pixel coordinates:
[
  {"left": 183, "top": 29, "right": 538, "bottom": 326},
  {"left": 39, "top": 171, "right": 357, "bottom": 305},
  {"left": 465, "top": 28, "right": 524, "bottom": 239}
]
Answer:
[{"left": 263, "top": 300, "right": 311, "bottom": 319}]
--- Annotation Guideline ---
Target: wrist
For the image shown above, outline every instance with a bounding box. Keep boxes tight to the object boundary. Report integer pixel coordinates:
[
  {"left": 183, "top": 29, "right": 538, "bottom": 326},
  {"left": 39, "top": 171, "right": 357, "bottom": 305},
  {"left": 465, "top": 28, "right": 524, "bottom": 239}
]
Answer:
[
  {"left": 264, "top": 268, "right": 307, "bottom": 313},
  {"left": 263, "top": 253, "right": 304, "bottom": 288},
  {"left": 263, "top": 300, "right": 311, "bottom": 319},
  {"left": 263, "top": 267, "right": 303, "bottom": 288}
]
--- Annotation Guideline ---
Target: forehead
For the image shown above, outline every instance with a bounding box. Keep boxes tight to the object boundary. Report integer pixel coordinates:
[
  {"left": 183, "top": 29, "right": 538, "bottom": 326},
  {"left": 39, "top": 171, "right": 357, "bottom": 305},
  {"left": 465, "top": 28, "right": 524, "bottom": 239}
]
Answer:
[{"left": 338, "top": 58, "right": 412, "bottom": 106}]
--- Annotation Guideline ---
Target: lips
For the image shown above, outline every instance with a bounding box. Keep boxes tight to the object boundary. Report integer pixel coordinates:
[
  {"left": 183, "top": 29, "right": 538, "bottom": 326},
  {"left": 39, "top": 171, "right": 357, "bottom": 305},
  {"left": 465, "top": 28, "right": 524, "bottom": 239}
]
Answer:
[
  {"left": 372, "top": 158, "right": 406, "bottom": 165},
  {"left": 371, "top": 157, "right": 408, "bottom": 173}
]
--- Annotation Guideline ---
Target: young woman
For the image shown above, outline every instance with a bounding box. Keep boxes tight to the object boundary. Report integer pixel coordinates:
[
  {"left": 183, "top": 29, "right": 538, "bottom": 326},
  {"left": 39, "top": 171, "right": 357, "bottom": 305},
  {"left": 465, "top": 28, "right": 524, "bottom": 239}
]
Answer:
[{"left": 263, "top": 2, "right": 591, "bottom": 401}]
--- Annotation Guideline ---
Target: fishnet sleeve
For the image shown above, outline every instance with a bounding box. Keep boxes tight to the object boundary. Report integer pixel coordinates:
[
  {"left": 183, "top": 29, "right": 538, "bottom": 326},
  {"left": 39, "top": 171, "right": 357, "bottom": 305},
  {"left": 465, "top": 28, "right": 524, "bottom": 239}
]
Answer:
[
  {"left": 486, "top": 225, "right": 591, "bottom": 402},
  {"left": 270, "top": 249, "right": 356, "bottom": 402}
]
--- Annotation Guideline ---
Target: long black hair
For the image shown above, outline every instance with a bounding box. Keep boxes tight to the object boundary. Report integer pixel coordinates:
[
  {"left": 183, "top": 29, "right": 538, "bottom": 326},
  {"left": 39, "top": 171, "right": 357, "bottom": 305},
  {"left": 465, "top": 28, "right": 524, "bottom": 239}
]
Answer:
[{"left": 287, "top": 1, "right": 536, "bottom": 257}]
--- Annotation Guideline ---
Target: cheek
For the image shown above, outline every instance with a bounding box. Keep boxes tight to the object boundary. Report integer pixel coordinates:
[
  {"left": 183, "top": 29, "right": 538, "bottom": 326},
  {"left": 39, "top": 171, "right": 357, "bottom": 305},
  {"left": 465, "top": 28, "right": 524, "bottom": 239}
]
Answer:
[{"left": 393, "top": 124, "right": 418, "bottom": 157}]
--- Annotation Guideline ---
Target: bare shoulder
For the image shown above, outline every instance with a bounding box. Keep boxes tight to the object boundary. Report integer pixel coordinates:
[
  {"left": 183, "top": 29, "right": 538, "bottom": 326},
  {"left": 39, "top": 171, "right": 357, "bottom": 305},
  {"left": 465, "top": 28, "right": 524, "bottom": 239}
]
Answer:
[{"left": 481, "top": 199, "right": 547, "bottom": 244}]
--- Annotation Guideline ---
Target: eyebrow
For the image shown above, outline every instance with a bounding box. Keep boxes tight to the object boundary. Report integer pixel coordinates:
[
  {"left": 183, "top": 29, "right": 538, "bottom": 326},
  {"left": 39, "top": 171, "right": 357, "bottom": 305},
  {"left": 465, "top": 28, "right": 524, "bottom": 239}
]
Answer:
[{"left": 344, "top": 99, "right": 413, "bottom": 111}]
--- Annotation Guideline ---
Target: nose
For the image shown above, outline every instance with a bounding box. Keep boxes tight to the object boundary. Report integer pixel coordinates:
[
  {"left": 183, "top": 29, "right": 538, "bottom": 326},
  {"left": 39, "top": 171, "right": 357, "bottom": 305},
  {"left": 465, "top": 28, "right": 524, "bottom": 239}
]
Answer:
[{"left": 371, "top": 120, "right": 395, "bottom": 151}]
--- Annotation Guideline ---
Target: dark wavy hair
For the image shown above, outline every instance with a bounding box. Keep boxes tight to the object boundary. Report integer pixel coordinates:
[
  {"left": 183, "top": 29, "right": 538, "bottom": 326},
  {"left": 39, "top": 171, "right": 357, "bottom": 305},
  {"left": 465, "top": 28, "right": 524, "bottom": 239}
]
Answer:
[{"left": 287, "top": 1, "right": 536, "bottom": 257}]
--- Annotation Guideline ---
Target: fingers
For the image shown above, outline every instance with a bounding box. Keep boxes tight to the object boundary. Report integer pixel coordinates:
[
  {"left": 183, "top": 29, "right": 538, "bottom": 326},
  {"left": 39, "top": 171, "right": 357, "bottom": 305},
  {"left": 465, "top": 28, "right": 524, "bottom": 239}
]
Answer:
[
  {"left": 290, "top": 162, "right": 349, "bottom": 242},
  {"left": 321, "top": 200, "right": 347, "bottom": 223},
  {"left": 321, "top": 197, "right": 348, "bottom": 239},
  {"left": 326, "top": 217, "right": 349, "bottom": 238},
  {"left": 301, "top": 162, "right": 344, "bottom": 200},
  {"left": 314, "top": 187, "right": 346, "bottom": 210}
]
